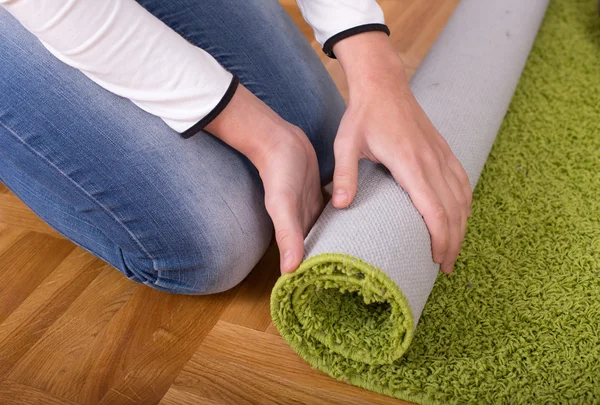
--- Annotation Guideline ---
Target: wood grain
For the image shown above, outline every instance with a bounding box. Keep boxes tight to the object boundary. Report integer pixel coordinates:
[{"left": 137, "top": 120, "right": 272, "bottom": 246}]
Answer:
[
  {"left": 73, "top": 286, "right": 180, "bottom": 404},
  {"left": 160, "top": 388, "right": 223, "bottom": 405},
  {"left": 96, "top": 288, "right": 238, "bottom": 405},
  {"left": 0, "top": 380, "right": 77, "bottom": 405},
  {"left": 172, "top": 321, "right": 410, "bottom": 405},
  {"left": 0, "top": 250, "right": 105, "bottom": 380},
  {"left": 0, "top": 1, "right": 457, "bottom": 403},
  {"left": 0, "top": 194, "right": 63, "bottom": 237},
  {"left": 7, "top": 268, "right": 137, "bottom": 395},
  {"left": 220, "top": 242, "right": 280, "bottom": 331},
  {"left": 0, "top": 226, "right": 27, "bottom": 256},
  {"left": 0, "top": 232, "right": 75, "bottom": 324}
]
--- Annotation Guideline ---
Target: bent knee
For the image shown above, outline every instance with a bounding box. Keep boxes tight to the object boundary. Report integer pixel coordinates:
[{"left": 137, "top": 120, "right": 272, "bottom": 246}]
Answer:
[
  {"left": 121, "top": 240, "right": 266, "bottom": 295},
  {"left": 118, "top": 212, "right": 273, "bottom": 295}
]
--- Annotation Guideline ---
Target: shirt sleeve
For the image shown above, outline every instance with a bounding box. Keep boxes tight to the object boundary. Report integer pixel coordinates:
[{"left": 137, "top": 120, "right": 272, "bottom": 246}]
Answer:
[
  {"left": 295, "top": 0, "right": 390, "bottom": 58},
  {"left": 0, "top": 0, "right": 238, "bottom": 138}
]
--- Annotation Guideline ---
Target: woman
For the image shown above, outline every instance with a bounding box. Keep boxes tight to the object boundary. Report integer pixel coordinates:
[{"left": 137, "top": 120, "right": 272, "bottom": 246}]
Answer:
[{"left": 0, "top": 0, "right": 471, "bottom": 295}]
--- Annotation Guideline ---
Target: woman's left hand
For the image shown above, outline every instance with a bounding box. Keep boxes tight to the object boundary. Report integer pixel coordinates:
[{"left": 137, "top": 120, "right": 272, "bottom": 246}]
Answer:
[{"left": 332, "top": 32, "right": 472, "bottom": 275}]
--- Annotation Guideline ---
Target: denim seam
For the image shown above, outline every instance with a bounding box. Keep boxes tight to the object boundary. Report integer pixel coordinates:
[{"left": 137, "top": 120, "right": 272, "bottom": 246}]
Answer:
[{"left": 0, "top": 119, "right": 158, "bottom": 271}]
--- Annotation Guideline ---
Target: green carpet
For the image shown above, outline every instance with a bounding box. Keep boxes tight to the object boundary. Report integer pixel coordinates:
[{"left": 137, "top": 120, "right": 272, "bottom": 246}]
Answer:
[{"left": 271, "top": 0, "right": 600, "bottom": 403}]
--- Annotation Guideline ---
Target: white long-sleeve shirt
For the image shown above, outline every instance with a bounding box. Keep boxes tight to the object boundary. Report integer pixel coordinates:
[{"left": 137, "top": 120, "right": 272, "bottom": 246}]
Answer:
[{"left": 1, "top": 0, "right": 388, "bottom": 137}]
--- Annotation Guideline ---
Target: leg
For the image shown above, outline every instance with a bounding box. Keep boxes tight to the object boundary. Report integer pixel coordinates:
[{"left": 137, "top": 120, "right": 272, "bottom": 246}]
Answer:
[
  {"left": 0, "top": 13, "right": 271, "bottom": 294},
  {"left": 135, "top": 0, "right": 346, "bottom": 181},
  {"left": 0, "top": 2, "right": 345, "bottom": 294}
]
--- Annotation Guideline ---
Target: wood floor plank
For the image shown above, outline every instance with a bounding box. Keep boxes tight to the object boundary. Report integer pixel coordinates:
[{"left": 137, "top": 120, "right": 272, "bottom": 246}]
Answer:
[
  {"left": 0, "top": 232, "right": 75, "bottom": 324},
  {"left": 0, "top": 225, "right": 28, "bottom": 255},
  {"left": 170, "top": 355, "right": 373, "bottom": 405},
  {"left": 159, "top": 387, "right": 223, "bottom": 405},
  {"left": 0, "top": 380, "right": 78, "bottom": 405},
  {"left": 0, "top": 193, "right": 63, "bottom": 237},
  {"left": 96, "top": 288, "right": 239, "bottom": 405},
  {"left": 220, "top": 243, "right": 280, "bottom": 331},
  {"left": 264, "top": 321, "right": 280, "bottom": 336},
  {"left": 0, "top": 249, "right": 105, "bottom": 380},
  {"left": 7, "top": 268, "right": 137, "bottom": 396},
  {"left": 170, "top": 321, "right": 410, "bottom": 405},
  {"left": 73, "top": 286, "right": 180, "bottom": 405},
  {"left": 396, "top": 0, "right": 459, "bottom": 66}
]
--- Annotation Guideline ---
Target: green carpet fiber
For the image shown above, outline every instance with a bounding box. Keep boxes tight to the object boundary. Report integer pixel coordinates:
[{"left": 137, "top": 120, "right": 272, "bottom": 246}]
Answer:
[{"left": 272, "top": 0, "right": 600, "bottom": 402}]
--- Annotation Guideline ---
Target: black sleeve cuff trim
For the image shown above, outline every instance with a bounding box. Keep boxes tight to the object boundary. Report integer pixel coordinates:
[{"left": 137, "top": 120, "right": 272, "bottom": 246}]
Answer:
[
  {"left": 322, "top": 23, "right": 391, "bottom": 59},
  {"left": 180, "top": 74, "right": 240, "bottom": 139}
]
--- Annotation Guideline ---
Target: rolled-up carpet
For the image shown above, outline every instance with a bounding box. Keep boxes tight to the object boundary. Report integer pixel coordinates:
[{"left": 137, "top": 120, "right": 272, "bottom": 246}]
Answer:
[{"left": 271, "top": 0, "right": 600, "bottom": 402}]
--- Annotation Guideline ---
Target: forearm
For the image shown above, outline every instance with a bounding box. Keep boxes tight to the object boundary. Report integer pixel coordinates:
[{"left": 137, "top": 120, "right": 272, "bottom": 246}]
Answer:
[
  {"left": 204, "top": 84, "right": 290, "bottom": 169},
  {"left": 1, "top": 0, "right": 234, "bottom": 135},
  {"left": 333, "top": 31, "right": 409, "bottom": 99}
]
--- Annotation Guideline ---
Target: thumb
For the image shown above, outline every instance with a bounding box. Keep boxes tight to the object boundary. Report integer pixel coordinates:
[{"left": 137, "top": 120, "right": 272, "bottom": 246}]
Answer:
[
  {"left": 266, "top": 198, "right": 305, "bottom": 274},
  {"left": 332, "top": 135, "right": 360, "bottom": 209}
]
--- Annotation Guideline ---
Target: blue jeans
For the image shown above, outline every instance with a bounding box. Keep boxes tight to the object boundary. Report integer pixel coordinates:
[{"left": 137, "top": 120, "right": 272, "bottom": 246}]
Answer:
[{"left": 0, "top": 0, "right": 344, "bottom": 294}]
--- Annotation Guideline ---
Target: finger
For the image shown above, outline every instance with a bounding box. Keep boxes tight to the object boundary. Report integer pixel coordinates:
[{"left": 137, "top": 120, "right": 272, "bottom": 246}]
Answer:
[
  {"left": 419, "top": 156, "right": 462, "bottom": 274},
  {"left": 432, "top": 132, "right": 472, "bottom": 217},
  {"left": 436, "top": 145, "right": 471, "bottom": 273},
  {"left": 265, "top": 197, "right": 305, "bottom": 274},
  {"left": 332, "top": 133, "right": 360, "bottom": 209},
  {"left": 415, "top": 109, "right": 473, "bottom": 218},
  {"left": 389, "top": 162, "right": 449, "bottom": 265},
  {"left": 439, "top": 165, "right": 468, "bottom": 274},
  {"left": 446, "top": 154, "right": 473, "bottom": 217},
  {"left": 305, "top": 188, "right": 325, "bottom": 233}
]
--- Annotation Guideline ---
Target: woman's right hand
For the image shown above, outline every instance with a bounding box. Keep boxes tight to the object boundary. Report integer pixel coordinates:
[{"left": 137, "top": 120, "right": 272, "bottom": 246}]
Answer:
[{"left": 206, "top": 84, "right": 323, "bottom": 274}]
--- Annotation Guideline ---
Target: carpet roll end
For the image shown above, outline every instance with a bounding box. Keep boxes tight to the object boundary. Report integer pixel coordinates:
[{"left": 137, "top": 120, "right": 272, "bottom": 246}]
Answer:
[{"left": 270, "top": 253, "right": 415, "bottom": 369}]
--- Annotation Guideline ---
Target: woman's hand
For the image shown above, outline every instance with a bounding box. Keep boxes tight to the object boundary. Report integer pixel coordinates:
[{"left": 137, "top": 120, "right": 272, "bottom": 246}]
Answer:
[
  {"left": 333, "top": 32, "right": 472, "bottom": 274},
  {"left": 206, "top": 84, "right": 323, "bottom": 274}
]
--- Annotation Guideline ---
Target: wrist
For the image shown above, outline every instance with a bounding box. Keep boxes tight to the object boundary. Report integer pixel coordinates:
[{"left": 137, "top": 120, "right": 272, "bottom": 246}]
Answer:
[
  {"left": 204, "top": 84, "right": 289, "bottom": 170},
  {"left": 333, "top": 31, "right": 409, "bottom": 98}
]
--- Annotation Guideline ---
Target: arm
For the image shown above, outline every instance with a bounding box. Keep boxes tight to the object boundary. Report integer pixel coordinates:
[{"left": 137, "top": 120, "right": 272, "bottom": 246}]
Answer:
[
  {"left": 2, "top": 0, "right": 323, "bottom": 273},
  {"left": 295, "top": 0, "right": 389, "bottom": 58},
  {"left": 297, "top": 0, "right": 473, "bottom": 274},
  {"left": 333, "top": 32, "right": 473, "bottom": 275},
  {"left": 0, "top": 0, "right": 233, "bottom": 135}
]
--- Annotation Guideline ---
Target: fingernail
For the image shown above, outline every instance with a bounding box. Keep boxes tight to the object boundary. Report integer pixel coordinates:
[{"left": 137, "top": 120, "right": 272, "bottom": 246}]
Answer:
[
  {"left": 282, "top": 251, "right": 294, "bottom": 273},
  {"left": 334, "top": 189, "right": 348, "bottom": 206}
]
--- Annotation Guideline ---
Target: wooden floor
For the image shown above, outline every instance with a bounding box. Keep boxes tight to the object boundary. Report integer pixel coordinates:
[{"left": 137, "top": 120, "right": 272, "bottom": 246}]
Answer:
[{"left": 0, "top": 1, "right": 458, "bottom": 404}]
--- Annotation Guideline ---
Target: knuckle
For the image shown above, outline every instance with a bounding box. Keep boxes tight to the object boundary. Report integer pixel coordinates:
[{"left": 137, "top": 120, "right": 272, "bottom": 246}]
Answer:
[
  {"left": 264, "top": 195, "right": 280, "bottom": 212},
  {"left": 435, "top": 237, "right": 449, "bottom": 254},
  {"left": 335, "top": 165, "right": 355, "bottom": 180},
  {"left": 421, "top": 148, "right": 440, "bottom": 166},
  {"left": 431, "top": 205, "right": 447, "bottom": 222},
  {"left": 466, "top": 190, "right": 473, "bottom": 204},
  {"left": 288, "top": 124, "right": 305, "bottom": 137},
  {"left": 446, "top": 201, "right": 462, "bottom": 222},
  {"left": 456, "top": 194, "right": 468, "bottom": 207},
  {"left": 400, "top": 148, "right": 419, "bottom": 166},
  {"left": 265, "top": 187, "right": 297, "bottom": 209},
  {"left": 275, "top": 228, "right": 294, "bottom": 245},
  {"left": 401, "top": 154, "right": 425, "bottom": 179},
  {"left": 449, "top": 209, "right": 462, "bottom": 225},
  {"left": 334, "top": 137, "right": 355, "bottom": 155}
]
